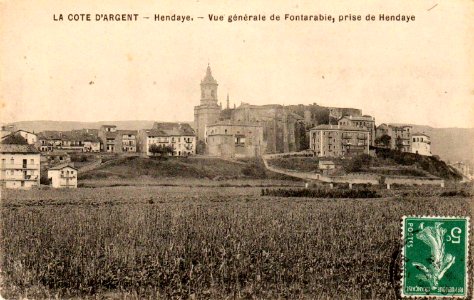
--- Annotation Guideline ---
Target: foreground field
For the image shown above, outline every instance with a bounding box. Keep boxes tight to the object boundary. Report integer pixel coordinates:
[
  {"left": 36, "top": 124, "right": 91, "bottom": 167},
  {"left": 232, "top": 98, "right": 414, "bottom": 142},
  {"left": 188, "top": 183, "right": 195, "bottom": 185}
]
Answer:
[{"left": 1, "top": 185, "right": 472, "bottom": 299}]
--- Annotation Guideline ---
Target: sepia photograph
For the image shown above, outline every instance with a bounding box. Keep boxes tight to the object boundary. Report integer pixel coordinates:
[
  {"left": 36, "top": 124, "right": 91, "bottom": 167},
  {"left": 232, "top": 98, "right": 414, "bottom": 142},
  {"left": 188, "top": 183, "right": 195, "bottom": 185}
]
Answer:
[{"left": 0, "top": 0, "right": 473, "bottom": 299}]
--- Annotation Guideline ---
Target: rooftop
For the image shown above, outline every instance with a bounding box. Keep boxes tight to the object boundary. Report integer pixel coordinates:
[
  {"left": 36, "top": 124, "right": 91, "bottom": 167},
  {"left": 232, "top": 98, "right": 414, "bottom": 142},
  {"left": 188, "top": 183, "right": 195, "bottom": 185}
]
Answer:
[
  {"left": 48, "top": 163, "right": 77, "bottom": 170},
  {"left": 310, "top": 124, "right": 370, "bottom": 132},
  {"left": 152, "top": 122, "right": 195, "bottom": 136},
  {"left": 0, "top": 144, "right": 39, "bottom": 154},
  {"left": 340, "top": 115, "right": 374, "bottom": 121},
  {"left": 412, "top": 132, "right": 430, "bottom": 137}
]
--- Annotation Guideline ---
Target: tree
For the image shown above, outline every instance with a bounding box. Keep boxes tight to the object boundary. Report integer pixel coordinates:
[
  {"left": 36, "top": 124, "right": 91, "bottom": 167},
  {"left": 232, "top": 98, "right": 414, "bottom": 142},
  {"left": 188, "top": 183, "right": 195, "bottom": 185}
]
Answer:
[
  {"left": 149, "top": 144, "right": 173, "bottom": 158},
  {"left": 375, "top": 134, "right": 391, "bottom": 148},
  {"left": 395, "top": 136, "right": 404, "bottom": 152},
  {"left": 380, "top": 134, "right": 391, "bottom": 148}
]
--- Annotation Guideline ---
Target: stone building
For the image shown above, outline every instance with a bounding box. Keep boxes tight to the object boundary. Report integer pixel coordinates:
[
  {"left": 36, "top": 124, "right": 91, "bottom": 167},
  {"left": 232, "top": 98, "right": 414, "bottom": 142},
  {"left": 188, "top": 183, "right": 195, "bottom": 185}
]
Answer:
[
  {"left": 411, "top": 132, "right": 431, "bottom": 156},
  {"left": 338, "top": 115, "right": 376, "bottom": 146},
  {"left": 205, "top": 121, "right": 264, "bottom": 158},
  {"left": 98, "top": 125, "right": 137, "bottom": 153},
  {"left": 194, "top": 65, "right": 221, "bottom": 141},
  {"left": 193, "top": 65, "right": 369, "bottom": 156},
  {"left": 375, "top": 123, "right": 413, "bottom": 152},
  {"left": 328, "top": 107, "right": 362, "bottom": 121},
  {"left": 309, "top": 125, "right": 370, "bottom": 158},
  {"left": 223, "top": 103, "right": 303, "bottom": 153}
]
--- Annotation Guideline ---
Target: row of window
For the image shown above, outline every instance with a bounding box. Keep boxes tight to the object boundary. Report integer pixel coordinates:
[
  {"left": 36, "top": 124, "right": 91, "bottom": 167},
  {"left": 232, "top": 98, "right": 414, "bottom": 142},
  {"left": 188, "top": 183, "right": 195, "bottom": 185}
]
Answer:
[
  {"left": 2, "top": 170, "right": 36, "bottom": 176},
  {"left": 1, "top": 158, "right": 36, "bottom": 165},
  {"left": 60, "top": 170, "right": 75, "bottom": 176},
  {"left": 148, "top": 137, "right": 194, "bottom": 144},
  {"left": 413, "top": 137, "right": 428, "bottom": 142}
]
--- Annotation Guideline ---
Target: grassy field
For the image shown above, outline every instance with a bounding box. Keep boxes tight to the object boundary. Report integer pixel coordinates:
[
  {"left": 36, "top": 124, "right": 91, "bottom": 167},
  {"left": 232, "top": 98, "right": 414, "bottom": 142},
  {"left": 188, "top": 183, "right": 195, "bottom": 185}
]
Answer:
[
  {"left": 1, "top": 185, "right": 472, "bottom": 299},
  {"left": 78, "top": 156, "right": 297, "bottom": 182}
]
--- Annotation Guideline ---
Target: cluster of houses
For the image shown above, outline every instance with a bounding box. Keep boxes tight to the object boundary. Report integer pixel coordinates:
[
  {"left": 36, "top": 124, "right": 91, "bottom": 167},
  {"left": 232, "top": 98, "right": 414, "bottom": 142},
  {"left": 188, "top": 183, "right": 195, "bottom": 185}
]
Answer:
[
  {"left": 0, "top": 65, "right": 445, "bottom": 190},
  {"left": 0, "top": 123, "right": 197, "bottom": 189},
  {"left": 308, "top": 120, "right": 432, "bottom": 158}
]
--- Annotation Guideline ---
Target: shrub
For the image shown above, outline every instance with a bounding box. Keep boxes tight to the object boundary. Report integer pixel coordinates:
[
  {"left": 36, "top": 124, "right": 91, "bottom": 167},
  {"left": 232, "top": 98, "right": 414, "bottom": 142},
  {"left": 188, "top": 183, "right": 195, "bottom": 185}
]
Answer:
[{"left": 262, "top": 187, "right": 380, "bottom": 198}]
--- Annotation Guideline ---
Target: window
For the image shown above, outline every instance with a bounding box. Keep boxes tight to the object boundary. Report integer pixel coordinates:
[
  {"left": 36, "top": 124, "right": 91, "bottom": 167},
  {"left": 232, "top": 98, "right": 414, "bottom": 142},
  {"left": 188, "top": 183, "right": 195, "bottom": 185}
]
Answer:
[{"left": 30, "top": 159, "right": 34, "bottom": 164}]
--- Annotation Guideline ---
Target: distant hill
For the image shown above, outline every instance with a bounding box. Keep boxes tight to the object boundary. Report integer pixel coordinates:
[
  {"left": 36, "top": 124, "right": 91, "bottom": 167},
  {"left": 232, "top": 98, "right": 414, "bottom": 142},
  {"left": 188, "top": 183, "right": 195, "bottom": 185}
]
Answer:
[
  {"left": 394, "top": 124, "right": 474, "bottom": 165},
  {"left": 3, "top": 120, "right": 473, "bottom": 165}
]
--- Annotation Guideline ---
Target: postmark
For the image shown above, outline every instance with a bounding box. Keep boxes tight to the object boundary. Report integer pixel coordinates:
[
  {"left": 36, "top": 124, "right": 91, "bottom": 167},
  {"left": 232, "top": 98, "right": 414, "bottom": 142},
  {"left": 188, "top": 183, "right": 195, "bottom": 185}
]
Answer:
[{"left": 401, "top": 216, "right": 470, "bottom": 298}]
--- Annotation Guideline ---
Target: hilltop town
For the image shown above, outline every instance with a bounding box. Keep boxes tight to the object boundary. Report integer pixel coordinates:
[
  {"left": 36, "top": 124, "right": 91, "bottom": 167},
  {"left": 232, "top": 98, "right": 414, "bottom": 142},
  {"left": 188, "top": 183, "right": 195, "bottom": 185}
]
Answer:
[{"left": 0, "top": 65, "right": 471, "bottom": 189}]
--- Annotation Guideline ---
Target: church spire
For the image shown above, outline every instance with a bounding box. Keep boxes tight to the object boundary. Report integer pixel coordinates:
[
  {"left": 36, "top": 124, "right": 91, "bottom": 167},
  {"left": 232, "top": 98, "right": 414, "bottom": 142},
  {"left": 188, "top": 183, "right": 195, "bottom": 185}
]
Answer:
[
  {"left": 226, "top": 93, "right": 230, "bottom": 109},
  {"left": 200, "top": 64, "right": 219, "bottom": 105},
  {"left": 201, "top": 64, "right": 217, "bottom": 85}
]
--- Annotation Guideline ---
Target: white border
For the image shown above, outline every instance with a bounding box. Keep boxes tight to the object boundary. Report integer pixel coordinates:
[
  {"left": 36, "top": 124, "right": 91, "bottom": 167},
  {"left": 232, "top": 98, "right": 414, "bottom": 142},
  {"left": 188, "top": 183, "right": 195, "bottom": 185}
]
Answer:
[{"left": 400, "top": 216, "right": 470, "bottom": 299}]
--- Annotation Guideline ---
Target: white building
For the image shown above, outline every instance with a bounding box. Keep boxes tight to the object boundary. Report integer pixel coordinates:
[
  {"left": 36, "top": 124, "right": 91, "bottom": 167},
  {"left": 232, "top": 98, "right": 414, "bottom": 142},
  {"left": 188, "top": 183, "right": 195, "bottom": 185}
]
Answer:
[
  {"left": 138, "top": 129, "right": 196, "bottom": 157},
  {"left": 138, "top": 123, "right": 196, "bottom": 157},
  {"left": 411, "top": 132, "right": 431, "bottom": 156},
  {"left": 47, "top": 163, "right": 77, "bottom": 188},
  {"left": 0, "top": 144, "right": 41, "bottom": 189}
]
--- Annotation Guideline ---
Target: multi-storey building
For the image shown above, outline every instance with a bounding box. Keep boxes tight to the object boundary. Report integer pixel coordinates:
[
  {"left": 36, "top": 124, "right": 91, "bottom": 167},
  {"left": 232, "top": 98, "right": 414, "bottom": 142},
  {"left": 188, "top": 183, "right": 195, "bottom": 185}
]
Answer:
[
  {"left": 389, "top": 125, "right": 412, "bottom": 152},
  {"left": 37, "top": 131, "right": 63, "bottom": 151},
  {"left": 47, "top": 163, "right": 77, "bottom": 188},
  {"left": 205, "top": 121, "right": 264, "bottom": 158},
  {"left": 98, "top": 125, "right": 118, "bottom": 152},
  {"left": 338, "top": 115, "right": 376, "bottom": 146},
  {"left": 375, "top": 123, "right": 413, "bottom": 152},
  {"left": 138, "top": 123, "right": 196, "bottom": 156},
  {"left": 309, "top": 125, "right": 370, "bottom": 158},
  {"left": 0, "top": 144, "right": 41, "bottom": 189},
  {"left": 117, "top": 130, "right": 137, "bottom": 152},
  {"left": 411, "top": 133, "right": 431, "bottom": 156},
  {"left": 98, "top": 125, "right": 137, "bottom": 153},
  {"left": 37, "top": 130, "right": 100, "bottom": 152}
]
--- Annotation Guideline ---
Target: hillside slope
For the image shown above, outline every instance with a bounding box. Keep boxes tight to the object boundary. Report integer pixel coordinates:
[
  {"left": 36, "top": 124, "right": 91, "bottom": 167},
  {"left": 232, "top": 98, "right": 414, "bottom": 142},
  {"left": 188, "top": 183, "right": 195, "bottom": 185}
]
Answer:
[{"left": 79, "top": 156, "right": 296, "bottom": 181}]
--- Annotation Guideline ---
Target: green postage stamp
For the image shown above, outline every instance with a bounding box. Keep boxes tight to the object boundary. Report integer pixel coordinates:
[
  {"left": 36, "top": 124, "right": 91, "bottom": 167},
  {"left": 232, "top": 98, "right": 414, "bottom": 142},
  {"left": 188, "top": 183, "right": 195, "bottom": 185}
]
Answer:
[{"left": 401, "top": 216, "right": 470, "bottom": 298}]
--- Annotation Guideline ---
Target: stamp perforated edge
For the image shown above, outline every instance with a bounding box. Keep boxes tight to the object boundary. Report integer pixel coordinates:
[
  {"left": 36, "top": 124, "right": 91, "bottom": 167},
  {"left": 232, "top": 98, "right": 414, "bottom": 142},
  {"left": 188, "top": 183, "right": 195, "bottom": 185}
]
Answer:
[{"left": 400, "top": 215, "right": 470, "bottom": 299}]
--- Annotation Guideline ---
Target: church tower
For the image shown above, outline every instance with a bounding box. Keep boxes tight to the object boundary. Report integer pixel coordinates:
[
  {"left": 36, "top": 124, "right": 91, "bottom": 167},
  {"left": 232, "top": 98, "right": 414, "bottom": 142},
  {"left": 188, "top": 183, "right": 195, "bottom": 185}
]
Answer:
[{"left": 194, "top": 65, "right": 222, "bottom": 141}]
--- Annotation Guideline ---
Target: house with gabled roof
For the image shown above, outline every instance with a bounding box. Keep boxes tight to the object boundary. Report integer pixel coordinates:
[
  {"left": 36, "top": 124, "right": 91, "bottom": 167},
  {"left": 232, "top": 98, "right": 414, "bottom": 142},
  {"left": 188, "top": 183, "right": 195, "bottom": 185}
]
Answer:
[
  {"left": 0, "top": 144, "right": 40, "bottom": 189},
  {"left": 47, "top": 163, "right": 77, "bottom": 188},
  {"left": 1, "top": 130, "right": 37, "bottom": 145}
]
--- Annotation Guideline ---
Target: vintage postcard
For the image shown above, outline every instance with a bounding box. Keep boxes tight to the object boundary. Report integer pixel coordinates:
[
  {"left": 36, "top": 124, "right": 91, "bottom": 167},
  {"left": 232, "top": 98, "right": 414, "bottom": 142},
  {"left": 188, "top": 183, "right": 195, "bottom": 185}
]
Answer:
[{"left": 0, "top": 0, "right": 473, "bottom": 299}]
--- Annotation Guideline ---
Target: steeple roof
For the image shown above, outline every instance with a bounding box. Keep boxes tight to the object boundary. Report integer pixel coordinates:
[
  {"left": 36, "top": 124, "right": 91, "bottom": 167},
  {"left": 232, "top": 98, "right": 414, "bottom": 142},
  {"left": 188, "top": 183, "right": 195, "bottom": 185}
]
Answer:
[{"left": 201, "top": 64, "right": 217, "bottom": 85}]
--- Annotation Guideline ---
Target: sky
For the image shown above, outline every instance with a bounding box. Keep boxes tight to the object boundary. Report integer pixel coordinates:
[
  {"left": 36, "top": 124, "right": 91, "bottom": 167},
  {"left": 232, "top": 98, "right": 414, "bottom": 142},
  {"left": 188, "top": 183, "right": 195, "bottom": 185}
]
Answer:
[{"left": 1, "top": 0, "right": 473, "bottom": 128}]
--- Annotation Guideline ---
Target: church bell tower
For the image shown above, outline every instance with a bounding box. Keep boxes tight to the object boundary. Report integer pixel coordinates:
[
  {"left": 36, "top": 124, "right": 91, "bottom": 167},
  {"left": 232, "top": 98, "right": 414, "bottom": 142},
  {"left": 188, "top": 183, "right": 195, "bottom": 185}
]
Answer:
[
  {"left": 200, "top": 64, "right": 218, "bottom": 106},
  {"left": 194, "top": 64, "right": 222, "bottom": 142}
]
